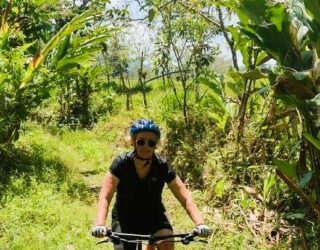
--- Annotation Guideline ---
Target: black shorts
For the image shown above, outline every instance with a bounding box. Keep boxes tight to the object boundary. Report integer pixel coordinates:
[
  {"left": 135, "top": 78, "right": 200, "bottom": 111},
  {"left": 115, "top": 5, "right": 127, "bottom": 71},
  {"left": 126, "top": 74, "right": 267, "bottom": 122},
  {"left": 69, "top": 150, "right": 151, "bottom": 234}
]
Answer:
[{"left": 111, "top": 212, "right": 173, "bottom": 250}]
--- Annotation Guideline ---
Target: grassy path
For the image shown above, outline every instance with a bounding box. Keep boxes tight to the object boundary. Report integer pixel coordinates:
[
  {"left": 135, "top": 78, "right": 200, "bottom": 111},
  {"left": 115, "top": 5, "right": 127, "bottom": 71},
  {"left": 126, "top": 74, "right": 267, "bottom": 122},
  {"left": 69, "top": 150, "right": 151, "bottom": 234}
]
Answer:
[
  {"left": 0, "top": 119, "right": 286, "bottom": 249},
  {"left": 0, "top": 121, "right": 193, "bottom": 249}
]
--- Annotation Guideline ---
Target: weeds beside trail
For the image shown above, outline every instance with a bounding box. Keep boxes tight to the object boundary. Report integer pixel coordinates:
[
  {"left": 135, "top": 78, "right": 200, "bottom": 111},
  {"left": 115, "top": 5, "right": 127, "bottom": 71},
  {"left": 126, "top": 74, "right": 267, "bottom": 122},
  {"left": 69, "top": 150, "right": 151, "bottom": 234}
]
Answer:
[{"left": 0, "top": 119, "right": 291, "bottom": 250}]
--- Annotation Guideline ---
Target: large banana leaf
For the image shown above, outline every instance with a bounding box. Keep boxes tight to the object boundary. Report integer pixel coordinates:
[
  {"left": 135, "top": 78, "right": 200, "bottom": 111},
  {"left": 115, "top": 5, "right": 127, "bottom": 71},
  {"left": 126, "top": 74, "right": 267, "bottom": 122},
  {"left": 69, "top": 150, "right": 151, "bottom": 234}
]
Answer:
[
  {"left": 236, "top": 0, "right": 320, "bottom": 219},
  {"left": 52, "top": 26, "right": 112, "bottom": 71},
  {"left": 20, "top": 11, "right": 100, "bottom": 88},
  {"left": 54, "top": 34, "right": 72, "bottom": 63},
  {"left": 236, "top": 0, "right": 310, "bottom": 70}
]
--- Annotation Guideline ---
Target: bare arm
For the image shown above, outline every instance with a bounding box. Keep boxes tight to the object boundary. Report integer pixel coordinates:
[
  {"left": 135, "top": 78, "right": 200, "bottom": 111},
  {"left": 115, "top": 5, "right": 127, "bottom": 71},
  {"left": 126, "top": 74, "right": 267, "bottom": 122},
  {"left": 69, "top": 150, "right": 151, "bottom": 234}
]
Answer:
[
  {"left": 95, "top": 172, "right": 119, "bottom": 226},
  {"left": 167, "top": 176, "right": 204, "bottom": 226}
]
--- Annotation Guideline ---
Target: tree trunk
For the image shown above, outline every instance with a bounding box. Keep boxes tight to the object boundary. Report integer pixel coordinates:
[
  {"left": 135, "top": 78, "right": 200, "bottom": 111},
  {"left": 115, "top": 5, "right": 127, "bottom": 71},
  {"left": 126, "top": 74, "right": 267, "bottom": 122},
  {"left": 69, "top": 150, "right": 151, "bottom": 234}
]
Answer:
[
  {"left": 138, "top": 51, "right": 148, "bottom": 109},
  {"left": 217, "top": 7, "right": 239, "bottom": 71},
  {"left": 162, "top": 71, "right": 166, "bottom": 92},
  {"left": 195, "top": 63, "right": 201, "bottom": 102},
  {"left": 237, "top": 79, "right": 253, "bottom": 142},
  {"left": 120, "top": 71, "right": 130, "bottom": 111},
  {"left": 77, "top": 75, "right": 91, "bottom": 128},
  {"left": 276, "top": 170, "right": 320, "bottom": 218},
  {"left": 182, "top": 79, "right": 189, "bottom": 125},
  {"left": 167, "top": 75, "right": 182, "bottom": 108},
  {"left": 126, "top": 76, "right": 132, "bottom": 110}
]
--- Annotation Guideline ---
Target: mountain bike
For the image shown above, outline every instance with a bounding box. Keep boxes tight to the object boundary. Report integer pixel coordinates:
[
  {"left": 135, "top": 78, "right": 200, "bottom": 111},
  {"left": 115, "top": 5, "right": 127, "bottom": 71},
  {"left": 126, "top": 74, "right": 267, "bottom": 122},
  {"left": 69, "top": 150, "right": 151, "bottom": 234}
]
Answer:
[{"left": 96, "top": 229, "right": 209, "bottom": 250}]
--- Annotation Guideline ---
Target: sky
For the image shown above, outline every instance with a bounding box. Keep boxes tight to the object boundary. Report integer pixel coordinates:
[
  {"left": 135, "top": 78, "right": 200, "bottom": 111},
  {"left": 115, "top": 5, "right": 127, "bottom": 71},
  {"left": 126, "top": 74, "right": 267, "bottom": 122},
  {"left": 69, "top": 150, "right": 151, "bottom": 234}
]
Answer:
[{"left": 106, "top": 0, "right": 238, "bottom": 73}]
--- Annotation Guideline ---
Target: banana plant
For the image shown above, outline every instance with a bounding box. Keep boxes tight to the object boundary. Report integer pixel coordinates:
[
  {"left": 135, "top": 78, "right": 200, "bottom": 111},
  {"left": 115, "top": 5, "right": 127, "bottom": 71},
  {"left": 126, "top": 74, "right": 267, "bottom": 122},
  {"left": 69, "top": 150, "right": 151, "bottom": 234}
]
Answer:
[
  {"left": 20, "top": 11, "right": 102, "bottom": 88},
  {"left": 0, "top": 5, "right": 106, "bottom": 161},
  {"left": 52, "top": 26, "right": 113, "bottom": 127},
  {"left": 236, "top": 0, "right": 320, "bottom": 216}
]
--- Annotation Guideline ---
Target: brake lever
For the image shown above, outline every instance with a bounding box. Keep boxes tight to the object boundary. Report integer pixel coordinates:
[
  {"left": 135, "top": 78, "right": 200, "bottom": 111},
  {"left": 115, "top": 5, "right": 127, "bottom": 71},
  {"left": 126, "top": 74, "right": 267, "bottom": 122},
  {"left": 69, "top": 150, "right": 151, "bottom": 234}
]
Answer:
[
  {"left": 181, "top": 233, "right": 195, "bottom": 245},
  {"left": 197, "top": 239, "right": 208, "bottom": 243},
  {"left": 96, "top": 238, "right": 110, "bottom": 245},
  {"left": 97, "top": 233, "right": 121, "bottom": 245},
  {"left": 181, "top": 231, "right": 209, "bottom": 245}
]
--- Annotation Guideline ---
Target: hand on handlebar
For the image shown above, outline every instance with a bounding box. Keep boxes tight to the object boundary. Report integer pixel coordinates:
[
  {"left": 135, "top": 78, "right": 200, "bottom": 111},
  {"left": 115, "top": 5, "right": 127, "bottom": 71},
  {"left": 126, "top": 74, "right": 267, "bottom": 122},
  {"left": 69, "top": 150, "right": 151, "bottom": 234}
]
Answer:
[
  {"left": 91, "top": 225, "right": 107, "bottom": 237},
  {"left": 194, "top": 224, "right": 211, "bottom": 237}
]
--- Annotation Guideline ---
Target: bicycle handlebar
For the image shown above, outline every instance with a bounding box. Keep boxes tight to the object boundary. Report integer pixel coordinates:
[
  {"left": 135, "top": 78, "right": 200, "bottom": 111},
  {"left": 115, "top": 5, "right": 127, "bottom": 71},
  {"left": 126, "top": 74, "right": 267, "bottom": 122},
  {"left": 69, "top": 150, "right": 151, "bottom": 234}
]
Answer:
[{"left": 97, "top": 229, "right": 209, "bottom": 245}]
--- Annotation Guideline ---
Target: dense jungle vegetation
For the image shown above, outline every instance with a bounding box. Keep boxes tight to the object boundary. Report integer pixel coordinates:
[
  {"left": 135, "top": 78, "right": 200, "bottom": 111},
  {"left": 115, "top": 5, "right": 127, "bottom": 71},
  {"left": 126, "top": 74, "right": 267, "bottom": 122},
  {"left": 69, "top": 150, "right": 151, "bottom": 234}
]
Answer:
[{"left": 1, "top": 0, "right": 320, "bottom": 249}]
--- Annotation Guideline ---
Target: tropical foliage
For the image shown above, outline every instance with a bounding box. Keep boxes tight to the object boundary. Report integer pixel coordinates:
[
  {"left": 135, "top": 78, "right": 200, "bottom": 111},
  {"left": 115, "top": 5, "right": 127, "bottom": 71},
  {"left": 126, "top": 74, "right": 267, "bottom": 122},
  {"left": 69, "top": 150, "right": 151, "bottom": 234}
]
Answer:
[
  {"left": 1, "top": 0, "right": 320, "bottom": 248},
  {"left": 235, "top": 0, "right": 320, "bottom": 216}
]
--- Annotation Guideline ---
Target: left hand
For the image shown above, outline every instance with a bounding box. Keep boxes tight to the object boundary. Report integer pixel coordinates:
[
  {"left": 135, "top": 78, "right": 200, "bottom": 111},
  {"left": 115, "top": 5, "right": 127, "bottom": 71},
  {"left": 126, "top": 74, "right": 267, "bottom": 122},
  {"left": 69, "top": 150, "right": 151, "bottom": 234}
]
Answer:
[{"left": 194, "top": 224, "right": 211, "bottom": 237}]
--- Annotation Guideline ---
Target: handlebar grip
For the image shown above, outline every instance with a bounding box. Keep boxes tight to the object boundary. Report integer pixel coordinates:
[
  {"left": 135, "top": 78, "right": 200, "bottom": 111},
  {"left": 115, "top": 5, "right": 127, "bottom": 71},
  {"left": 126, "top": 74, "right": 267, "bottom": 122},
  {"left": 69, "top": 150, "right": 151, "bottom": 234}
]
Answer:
[
  {"left": 192, "top": 228, "right": 199, "bottom": 236},
  {"left": 192, "top": 227, "right": 213, "bottom": 237}
]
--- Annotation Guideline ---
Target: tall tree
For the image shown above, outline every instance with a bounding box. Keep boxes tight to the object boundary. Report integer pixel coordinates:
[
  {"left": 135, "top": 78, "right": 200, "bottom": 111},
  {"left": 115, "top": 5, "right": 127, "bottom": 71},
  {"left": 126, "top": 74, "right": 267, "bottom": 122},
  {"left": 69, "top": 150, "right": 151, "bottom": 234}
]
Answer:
[{"left": 151, "top": 1, "right": 218, "bottom": 124}]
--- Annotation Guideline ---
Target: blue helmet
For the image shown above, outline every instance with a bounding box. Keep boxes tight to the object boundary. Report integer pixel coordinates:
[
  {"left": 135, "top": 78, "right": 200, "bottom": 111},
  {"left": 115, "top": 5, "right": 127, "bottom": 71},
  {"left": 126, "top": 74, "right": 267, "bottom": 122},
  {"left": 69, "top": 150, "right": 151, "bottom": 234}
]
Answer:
[{"left": 130, "top": 119, "right": 161, "bottom": 138}]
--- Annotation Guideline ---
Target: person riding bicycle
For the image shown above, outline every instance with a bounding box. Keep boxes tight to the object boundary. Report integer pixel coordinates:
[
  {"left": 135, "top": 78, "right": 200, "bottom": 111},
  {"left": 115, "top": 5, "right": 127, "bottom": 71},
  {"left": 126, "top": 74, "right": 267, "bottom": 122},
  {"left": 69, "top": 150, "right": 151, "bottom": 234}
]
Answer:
[{"left": 92, "top": 118, "right": 210, "bottom": 250}]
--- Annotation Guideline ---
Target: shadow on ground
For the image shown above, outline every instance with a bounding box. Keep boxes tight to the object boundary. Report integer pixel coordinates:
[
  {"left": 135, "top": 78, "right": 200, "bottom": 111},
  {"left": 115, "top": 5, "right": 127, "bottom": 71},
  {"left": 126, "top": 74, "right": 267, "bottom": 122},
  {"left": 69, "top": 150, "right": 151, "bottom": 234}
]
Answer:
[{"left": 0, "top": 145, "right": 96, "bottom": 203}]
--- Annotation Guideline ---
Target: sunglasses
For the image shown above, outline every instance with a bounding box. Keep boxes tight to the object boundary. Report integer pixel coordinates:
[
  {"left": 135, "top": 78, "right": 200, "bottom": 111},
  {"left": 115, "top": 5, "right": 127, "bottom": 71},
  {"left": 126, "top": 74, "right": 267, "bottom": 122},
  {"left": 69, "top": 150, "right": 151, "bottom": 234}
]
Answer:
[{"left": 135, "top": 139, "right": 157, "bottom": 148}]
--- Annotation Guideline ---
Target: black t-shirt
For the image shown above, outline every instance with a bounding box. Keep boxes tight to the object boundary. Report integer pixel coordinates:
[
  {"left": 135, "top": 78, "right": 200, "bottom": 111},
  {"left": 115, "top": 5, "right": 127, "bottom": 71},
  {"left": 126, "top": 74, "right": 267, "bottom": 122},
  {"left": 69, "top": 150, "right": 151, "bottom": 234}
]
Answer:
[{"left": 109, "top": 151, "right": 176, "bottom": 222}]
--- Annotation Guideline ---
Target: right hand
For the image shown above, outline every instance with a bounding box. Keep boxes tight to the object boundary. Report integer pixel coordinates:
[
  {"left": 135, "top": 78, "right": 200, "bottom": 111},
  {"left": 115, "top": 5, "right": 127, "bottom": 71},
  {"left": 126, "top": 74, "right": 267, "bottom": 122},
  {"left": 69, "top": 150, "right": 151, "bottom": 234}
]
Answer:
[{"left": 91, "top": 225, "right": 107, "bottom": 237}]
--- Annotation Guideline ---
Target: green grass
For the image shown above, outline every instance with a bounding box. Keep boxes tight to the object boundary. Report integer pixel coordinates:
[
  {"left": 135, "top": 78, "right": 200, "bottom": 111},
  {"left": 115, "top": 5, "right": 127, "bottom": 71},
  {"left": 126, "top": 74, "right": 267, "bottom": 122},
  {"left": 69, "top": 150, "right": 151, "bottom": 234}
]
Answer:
[
  {"left": 0, "top": 179, "right": 97, "bottom": 250},
  {"left": 0, "top": 86, "right": 298, "bottom": 249},
  {"left": 0, "top": 122, "right": 112, "bottom": 249}
]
